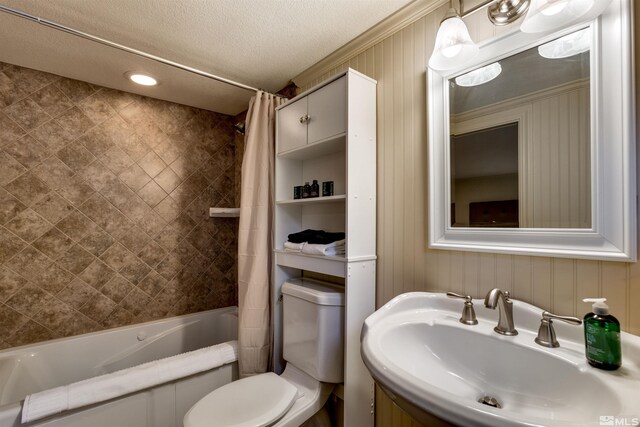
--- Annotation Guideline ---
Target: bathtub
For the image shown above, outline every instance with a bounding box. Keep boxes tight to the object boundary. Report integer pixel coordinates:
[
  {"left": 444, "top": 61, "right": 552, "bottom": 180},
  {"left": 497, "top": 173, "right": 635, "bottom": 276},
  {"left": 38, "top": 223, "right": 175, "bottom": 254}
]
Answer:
[{"left": 0, "top": 307, "right": 238, "bottom": 427}]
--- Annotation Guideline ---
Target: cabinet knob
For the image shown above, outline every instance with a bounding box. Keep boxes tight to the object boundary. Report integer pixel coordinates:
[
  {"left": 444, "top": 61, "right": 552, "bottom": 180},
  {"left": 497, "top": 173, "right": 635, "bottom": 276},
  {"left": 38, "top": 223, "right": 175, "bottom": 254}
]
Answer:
[{"left": 299, "top": 114, "right": 310, "bottom": 124}]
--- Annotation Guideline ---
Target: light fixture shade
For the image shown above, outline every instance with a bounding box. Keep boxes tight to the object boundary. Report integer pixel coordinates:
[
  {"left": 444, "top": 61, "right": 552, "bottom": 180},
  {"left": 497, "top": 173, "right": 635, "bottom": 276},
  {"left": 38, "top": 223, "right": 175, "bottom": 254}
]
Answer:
[
  {"left": 538, "top": 26, "right": 591, "bottom": 59},
  {"left": 455, "top": 62, "right": 502, "bottom": 87},
  {"left": 520, "top": 0, "right": 612, "bottom": 33},
  {"left": 428, "top": 10, "right": 479, "bottom": 72}
]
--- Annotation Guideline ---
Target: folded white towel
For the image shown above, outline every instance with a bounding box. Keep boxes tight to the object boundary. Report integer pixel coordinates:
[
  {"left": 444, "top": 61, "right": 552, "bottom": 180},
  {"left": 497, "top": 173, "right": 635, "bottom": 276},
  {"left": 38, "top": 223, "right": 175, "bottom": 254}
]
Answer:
[
  {"left": 302, "top": 240, "right": 346, "bottom": 256},
  {"left": 319, "top": 248, "right": 345, "bottom": 256},
  {"left": 283, "top": 241, "right": 306, "bottom": 252},
  {"left": 21, "top": 340, "right": 238, "bottom": 423}
]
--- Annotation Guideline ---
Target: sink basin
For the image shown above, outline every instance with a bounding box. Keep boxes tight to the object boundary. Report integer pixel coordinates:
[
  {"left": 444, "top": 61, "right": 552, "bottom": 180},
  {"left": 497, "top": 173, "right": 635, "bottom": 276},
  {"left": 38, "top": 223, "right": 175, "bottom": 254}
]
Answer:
[{"left": 361, "top": 292, "right": 640, "bottom": 427}]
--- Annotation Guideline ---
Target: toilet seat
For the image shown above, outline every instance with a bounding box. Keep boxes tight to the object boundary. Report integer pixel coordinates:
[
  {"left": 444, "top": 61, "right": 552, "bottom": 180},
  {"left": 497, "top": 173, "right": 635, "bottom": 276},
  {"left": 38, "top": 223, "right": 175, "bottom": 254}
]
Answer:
[{"left": 183, "top": 373, "right": 298, "bottom": 427}]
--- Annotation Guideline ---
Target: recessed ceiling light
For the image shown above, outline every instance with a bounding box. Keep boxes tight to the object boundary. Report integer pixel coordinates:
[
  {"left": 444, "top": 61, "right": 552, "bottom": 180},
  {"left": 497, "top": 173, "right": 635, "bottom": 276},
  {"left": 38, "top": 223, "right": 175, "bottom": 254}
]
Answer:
[
  {"left": 454, "top": 62, "right": 502, "bottom": 87},
  {"left": 127, "top": 72, "right": 157, "bottom": 86}
]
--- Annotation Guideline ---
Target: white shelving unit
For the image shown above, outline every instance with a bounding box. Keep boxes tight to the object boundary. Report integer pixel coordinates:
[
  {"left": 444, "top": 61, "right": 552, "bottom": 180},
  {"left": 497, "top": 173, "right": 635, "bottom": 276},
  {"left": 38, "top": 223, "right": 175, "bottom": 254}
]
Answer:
[{"left": 273, "top": 69, "right": 377, "bottom": 427}]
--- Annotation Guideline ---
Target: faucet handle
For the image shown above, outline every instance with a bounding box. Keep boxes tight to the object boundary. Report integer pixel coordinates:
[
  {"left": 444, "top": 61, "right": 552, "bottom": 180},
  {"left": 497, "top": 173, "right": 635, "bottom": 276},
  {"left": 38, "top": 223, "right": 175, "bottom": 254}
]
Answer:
[
  {"left": 534, "top": 311, "right": 582, "bottom": 348},
  {"left": 446, "top": 292, "right": 472, "bottom": 302},
  {"left": 446, "top": 292, "right": 478, "bottom": 325},
  {"left": 542, "top": 311, "right": 582, "bottom": 325}
]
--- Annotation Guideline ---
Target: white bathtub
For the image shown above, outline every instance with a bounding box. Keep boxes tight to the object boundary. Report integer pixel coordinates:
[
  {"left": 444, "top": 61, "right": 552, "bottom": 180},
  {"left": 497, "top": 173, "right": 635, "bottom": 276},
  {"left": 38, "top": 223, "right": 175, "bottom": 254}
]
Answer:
[{"left": 0, "top": 307, "right": 238, "bottom": 427}]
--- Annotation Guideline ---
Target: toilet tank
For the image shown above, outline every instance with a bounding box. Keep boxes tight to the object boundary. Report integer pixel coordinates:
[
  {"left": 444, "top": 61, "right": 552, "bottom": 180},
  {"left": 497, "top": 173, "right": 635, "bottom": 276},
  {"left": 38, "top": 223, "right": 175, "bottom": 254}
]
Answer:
[{"left": 282, "top": 278, "right": 345, "bottom": 383}]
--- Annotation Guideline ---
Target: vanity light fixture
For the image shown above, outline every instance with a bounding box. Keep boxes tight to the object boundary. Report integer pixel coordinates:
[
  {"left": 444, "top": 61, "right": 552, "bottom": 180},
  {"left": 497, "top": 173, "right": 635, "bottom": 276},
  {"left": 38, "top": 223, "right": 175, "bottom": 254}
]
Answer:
[
  {"left": 454, "top": 62, "right": 502, "bottom": 86},
  {"left": 428, "top": 6, "right": 479, "bottom": 72},
  {"left": 537, "top": 26, "right": 591, "bottom": 59},
  {"left": 126, "top": 72, "right": 158, "bottom": 86},
  {"left": 521, "top": 0, "right": 612, "bottom": 33},
  {"left": 429, "top": 0, "right": 529, "bottom": 72},
  {"left": 428, "top": 0, "right": 611, "bottom": 72}
]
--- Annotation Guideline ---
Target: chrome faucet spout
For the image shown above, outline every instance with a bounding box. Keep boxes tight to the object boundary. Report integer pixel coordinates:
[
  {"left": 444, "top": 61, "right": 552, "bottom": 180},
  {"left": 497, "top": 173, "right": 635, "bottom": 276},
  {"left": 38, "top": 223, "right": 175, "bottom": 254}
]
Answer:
[{"left": 484, "top": 288, "right": 518, "bottom": 336}]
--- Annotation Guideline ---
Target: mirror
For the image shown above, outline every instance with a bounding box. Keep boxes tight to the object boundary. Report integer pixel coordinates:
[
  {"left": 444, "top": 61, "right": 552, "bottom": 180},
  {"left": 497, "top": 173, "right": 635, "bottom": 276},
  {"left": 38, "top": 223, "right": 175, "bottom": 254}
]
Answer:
[
  {"left": 449, "top": 29, "right": 591, "bottom": 229},
  {"left": 427, "top": 0, "right": 636, "bottom": 261}
]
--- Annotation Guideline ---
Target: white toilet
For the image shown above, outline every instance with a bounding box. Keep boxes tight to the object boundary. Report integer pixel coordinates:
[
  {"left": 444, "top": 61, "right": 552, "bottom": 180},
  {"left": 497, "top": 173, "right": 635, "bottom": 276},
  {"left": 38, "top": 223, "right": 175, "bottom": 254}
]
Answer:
[{"left": 184, "top": 278, "right": 345, "bottom": 427}]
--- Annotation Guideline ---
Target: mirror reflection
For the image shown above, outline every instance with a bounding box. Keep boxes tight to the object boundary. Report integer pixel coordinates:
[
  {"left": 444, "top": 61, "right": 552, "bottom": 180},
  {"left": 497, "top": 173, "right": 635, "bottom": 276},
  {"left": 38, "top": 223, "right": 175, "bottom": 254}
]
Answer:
[{"left": 449, "top": 27, "right": 591, "bottom": 229}]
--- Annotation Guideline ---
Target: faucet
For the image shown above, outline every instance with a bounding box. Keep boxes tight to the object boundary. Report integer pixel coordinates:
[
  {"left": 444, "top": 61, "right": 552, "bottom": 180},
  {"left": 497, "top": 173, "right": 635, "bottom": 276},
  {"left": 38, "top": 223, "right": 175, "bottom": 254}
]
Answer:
[{"left": 484, "top": 288, "right": 518, "bottom": 336}]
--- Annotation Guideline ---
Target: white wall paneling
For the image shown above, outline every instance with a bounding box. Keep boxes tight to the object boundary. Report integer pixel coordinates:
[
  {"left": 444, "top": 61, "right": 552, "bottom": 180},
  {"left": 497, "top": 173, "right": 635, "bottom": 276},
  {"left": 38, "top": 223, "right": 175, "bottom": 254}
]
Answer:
[{"left": 298, "top": 2, "right": 640, "bottom": 426}]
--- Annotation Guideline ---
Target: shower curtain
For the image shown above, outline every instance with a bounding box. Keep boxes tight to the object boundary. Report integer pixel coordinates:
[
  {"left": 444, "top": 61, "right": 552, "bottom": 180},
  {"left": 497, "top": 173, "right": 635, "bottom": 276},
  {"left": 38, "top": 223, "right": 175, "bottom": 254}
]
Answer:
[{"left": 238, "top": 91, "right": 286, "bottom": 377}]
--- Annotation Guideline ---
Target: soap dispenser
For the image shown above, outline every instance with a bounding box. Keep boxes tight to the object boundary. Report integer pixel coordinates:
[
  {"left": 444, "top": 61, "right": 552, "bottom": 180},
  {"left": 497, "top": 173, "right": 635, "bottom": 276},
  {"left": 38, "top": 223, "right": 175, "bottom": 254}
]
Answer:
[{"left": 582, "top": 298, "right": 621, "bottom": 370}]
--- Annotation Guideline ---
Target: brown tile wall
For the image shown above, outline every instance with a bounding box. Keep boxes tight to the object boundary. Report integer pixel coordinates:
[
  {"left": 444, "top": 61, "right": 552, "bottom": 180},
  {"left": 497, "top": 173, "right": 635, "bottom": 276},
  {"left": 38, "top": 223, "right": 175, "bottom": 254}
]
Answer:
[
  {"left": 0, "top": 62, "right": 238, "bottom": 350},
  {"left": 232, "top": 110, "right": 247, "bottom": 207}
]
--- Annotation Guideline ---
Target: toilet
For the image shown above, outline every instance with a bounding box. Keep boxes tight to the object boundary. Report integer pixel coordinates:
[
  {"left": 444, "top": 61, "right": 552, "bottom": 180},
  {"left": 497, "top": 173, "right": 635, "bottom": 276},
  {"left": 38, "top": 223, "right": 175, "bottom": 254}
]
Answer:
[{"left": 184, "top": 278, "right": 345, "bottom": 427}]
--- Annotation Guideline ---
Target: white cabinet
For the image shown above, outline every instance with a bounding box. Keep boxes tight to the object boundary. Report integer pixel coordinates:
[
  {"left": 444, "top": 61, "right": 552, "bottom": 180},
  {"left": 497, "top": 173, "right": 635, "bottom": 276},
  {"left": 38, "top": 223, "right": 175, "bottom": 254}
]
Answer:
[
  {"left": 277, "top": 76, "right": 347, "bottom": 154},
  {"left": 273, "top": 69, "right": 377, "bottom": 427},
  {"left": 277, "top": 97, "right": 308, "bottom": 153},
  {"left": 307, "top": 76, "right": 346, "bottom": 143}
]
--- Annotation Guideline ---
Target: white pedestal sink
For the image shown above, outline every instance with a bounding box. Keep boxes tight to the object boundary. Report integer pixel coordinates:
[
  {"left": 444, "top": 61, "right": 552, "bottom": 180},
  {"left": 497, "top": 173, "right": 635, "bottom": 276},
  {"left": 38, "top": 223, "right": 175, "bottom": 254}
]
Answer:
[{"left": 360, "top": 292, "right": 640, "bottom": 427}]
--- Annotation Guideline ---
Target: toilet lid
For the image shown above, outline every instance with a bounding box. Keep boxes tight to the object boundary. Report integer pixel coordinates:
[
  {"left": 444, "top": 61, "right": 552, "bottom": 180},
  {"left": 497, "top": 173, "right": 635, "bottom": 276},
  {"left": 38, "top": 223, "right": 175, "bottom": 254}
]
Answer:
[{"left": 183, "top": 372, "right": 298, "bottom": 427}]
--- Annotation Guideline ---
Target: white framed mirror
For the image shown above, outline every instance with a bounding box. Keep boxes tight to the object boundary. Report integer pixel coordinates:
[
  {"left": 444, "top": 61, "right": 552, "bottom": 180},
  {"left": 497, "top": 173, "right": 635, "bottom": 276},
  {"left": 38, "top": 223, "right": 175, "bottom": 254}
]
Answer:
[{"left": 427, "top": 0, "right": 636, "bottom": 261}]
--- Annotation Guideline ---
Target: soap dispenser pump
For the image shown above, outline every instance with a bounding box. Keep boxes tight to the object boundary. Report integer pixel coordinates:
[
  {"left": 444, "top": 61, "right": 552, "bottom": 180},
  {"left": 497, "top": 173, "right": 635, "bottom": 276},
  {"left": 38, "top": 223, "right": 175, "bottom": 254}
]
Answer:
[{"left": 582, "top": 298, "right": 621, "bottom": 370}]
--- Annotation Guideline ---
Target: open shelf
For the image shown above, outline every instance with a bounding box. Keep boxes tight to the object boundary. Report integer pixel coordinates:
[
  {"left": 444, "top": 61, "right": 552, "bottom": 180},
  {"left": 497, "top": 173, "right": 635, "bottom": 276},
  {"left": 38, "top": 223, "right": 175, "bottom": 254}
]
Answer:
[
  {"left": 276, "top": 195, "right": 346, "bottom": 205},
  {"left": 277, "top": 132, "right": 346, "bottom": 160},
  {"left": 209, "top": 207, "right": 240, "bottom": 217},
  {"left": 274, "top": 250, "right": 347, "bottom": 278}
]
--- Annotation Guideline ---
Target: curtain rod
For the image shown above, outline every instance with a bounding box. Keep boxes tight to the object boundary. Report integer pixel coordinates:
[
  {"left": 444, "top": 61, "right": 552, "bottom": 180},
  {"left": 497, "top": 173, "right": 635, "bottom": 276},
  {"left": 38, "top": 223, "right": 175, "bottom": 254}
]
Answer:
[{"left": 0, "top": 4, "right": 285, "bottom": 97}]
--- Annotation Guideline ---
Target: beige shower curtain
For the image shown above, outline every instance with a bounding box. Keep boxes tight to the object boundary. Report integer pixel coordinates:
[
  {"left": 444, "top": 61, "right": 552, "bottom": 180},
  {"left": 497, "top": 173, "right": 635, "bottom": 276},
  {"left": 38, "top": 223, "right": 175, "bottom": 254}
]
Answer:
[{"left": 238, "top": 91, "right": 286, "bottom": 377}]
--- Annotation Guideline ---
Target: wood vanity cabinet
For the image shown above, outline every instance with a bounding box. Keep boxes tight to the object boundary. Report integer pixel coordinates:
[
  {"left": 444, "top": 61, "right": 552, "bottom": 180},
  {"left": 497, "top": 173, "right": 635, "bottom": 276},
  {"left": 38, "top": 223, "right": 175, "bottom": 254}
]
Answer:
[{"left": 273, "top": 68, "right": 376, "bottom": 427}]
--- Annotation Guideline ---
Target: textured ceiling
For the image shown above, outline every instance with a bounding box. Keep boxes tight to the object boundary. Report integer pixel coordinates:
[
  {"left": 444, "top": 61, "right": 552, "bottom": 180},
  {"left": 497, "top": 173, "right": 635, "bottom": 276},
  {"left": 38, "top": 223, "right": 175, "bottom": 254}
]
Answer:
[{"left": 0, "top": 0, "right": 414, "bottom": 115}]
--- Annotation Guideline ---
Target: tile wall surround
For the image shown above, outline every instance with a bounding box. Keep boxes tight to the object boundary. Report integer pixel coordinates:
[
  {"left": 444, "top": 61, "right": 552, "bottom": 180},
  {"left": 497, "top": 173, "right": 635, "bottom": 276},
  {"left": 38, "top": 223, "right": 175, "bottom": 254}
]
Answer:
[
  {"left": 0, "top": 61, "right": 238, "bottom": 350},
  {"left": 233, "top": 110, "right": 246, "bottom": 206}
]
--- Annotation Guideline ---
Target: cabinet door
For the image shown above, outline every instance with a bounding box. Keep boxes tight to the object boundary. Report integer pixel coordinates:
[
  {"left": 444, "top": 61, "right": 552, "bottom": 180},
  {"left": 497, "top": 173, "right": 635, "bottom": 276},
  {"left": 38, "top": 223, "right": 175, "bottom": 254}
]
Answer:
[
  {"left": 307, "top": 76, "right": 347, "bottom": 144},
  {"left": 277, "top": 97, "right": 308, "bottom": 154}
]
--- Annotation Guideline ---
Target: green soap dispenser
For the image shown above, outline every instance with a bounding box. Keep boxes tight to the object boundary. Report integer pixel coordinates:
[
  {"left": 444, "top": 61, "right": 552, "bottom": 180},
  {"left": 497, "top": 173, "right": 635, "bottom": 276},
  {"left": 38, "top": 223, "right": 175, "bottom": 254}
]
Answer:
[{"left": 582, "top": 298, "right": 621, "bottom": 370}]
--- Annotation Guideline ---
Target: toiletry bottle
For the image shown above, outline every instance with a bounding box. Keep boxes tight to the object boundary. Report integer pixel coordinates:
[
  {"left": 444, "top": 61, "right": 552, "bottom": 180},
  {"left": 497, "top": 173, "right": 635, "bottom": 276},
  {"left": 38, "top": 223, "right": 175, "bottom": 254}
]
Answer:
[
  {"left": 302, "top": 182, "right": 311, "bottom": 199},
  {"left": 322, "top": 181, "right": 334, "bottom": 197},
  {"left": 582, "top": 298, "right": 621, "bottom": 370},
  {"left": 310, "top": 180, "right": 319, "bottom": 198}
]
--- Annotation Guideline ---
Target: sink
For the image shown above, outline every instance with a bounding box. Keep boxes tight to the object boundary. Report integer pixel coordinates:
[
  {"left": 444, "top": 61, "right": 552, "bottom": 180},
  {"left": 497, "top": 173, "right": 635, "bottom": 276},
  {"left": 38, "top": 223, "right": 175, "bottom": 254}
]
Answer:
[{"left": 360, "top": 292, "right": 640, "bottom": 427}]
